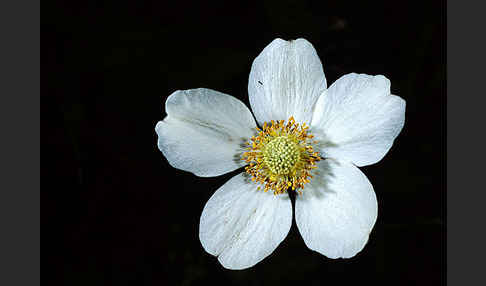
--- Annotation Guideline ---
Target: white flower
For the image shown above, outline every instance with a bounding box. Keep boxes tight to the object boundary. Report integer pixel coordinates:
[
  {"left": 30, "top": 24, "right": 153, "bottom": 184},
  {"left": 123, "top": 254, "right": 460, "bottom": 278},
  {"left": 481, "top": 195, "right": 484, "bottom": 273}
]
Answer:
[{"left": 155, "top": 38, "right": 405, "bottom": 270}]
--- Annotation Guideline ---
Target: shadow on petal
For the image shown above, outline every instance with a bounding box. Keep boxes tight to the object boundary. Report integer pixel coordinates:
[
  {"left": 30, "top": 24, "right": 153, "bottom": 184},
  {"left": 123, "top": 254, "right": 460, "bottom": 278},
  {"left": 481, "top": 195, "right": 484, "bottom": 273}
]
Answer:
[
  {"left": 232, "top": 137, "right": 253, "bottom": 165},
  {"left": 304, "top": 159, "right": 339, "bottom": 200},
  {"left": 309, "top": 128, "right": 339, "bottom": 156}
]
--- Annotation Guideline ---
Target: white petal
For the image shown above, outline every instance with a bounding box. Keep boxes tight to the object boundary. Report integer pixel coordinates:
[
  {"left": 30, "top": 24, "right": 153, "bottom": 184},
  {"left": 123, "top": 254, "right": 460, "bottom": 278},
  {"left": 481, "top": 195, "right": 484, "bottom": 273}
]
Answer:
[
  {"left": 199, "top": 173, "right": 292, "bottom": 270},
  {"left": 295, "top": 159, "right": 377, "bottom": 259},
  {"left": 311, "top": 73, "right": 405, "bottom": 166},
  {"left": 248, "top": 38, "right": 327, "bottom": 125},
  {"left": 155, "top": 88, "right": 257, "bottom": 177}
]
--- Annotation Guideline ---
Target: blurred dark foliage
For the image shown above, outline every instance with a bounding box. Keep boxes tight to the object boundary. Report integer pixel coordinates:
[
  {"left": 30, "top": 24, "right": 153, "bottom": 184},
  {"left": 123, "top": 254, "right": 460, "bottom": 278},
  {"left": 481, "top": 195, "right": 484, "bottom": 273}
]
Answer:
[{"left": 42, "top": 0, "right": 445, "bottom": 285}]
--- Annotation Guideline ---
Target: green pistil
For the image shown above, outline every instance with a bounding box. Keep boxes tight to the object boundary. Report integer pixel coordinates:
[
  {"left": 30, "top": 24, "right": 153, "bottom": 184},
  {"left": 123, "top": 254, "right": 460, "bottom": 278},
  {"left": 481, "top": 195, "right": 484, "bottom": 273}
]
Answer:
[{"left": 262, "top": 136, "right": 300, "bottom": 175}]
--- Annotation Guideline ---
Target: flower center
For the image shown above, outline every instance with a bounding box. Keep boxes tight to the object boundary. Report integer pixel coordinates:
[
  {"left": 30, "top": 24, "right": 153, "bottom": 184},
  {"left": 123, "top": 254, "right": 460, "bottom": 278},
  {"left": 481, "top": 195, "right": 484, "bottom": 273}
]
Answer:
[
  {"left": 241, "top": 117, "right": 321, "bottom": 195},
  {"left": 263, "top": 136, "right": 300, "bottom": 175}
]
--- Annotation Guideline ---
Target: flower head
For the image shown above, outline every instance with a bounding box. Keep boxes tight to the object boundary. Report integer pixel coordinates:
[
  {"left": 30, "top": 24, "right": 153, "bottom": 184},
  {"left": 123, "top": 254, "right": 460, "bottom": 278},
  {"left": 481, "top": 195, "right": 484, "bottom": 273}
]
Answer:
[
  {"left": 155, "top": 38, "right": 405, "bottom": 270},
  {"left": 242, "top": 116, "right": 321, "bottom": 195}
]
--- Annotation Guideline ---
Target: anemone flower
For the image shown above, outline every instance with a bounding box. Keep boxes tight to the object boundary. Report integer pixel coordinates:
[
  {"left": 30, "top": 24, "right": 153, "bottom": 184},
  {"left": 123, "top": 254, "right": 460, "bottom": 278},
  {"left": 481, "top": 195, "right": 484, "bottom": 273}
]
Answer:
[{"left": 155, "top": 38, "right": 405, "bottom": 270}]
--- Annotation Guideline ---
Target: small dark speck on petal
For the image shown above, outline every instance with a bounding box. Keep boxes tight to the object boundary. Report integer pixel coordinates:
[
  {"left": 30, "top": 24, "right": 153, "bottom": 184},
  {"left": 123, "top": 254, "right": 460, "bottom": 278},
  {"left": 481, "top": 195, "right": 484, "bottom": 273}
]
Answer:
[{"left": 258, "top": 81, "right": 263, "bottom": 85}]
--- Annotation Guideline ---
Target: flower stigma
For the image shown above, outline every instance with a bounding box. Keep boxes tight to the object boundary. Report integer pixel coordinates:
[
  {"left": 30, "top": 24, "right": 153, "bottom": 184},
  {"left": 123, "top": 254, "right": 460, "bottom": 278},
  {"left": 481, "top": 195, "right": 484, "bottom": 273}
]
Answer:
[{"left": 242, "top": 116, "right": 321, "bottom": 195}]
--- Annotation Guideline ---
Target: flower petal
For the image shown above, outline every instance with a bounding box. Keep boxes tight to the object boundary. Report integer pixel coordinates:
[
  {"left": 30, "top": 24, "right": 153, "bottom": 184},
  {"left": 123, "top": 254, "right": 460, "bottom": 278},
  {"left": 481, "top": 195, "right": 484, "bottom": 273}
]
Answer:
[
  {"left": 295, "top": 159, "right": 377, "bottom": 259},
  {"left": 248, "top": 38, "right": 327, "bottom": 125},
  {"left": 310, "top": 73, "right": 405, "bottom": 166},
  {"left": 199, "top": 173, "right": 292, "bottom": 270},
  {"left": 155, "top": 88, "right": 257, "bottom": 177}
]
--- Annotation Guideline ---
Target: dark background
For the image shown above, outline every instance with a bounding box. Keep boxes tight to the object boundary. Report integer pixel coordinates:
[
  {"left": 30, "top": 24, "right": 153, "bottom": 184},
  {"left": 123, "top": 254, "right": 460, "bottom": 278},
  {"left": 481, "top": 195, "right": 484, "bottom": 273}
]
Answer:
[{"left": 42, "top": 0, "right": 445, "bottom": 285}]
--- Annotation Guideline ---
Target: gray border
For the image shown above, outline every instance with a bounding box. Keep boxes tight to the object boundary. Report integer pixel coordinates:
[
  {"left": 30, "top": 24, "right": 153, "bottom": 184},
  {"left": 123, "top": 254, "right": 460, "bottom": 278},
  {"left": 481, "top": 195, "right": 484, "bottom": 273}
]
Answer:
[
  {"left": 448, "top": 0, "right": 485, "bottom": 285},
  {"left": 0, "top": 0, "right": 40, "bottom": 285}
]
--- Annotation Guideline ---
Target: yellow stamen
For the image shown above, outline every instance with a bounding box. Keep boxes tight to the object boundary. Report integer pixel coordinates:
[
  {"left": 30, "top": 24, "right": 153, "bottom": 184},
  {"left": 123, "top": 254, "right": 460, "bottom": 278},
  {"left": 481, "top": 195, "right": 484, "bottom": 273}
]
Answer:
[{"left": 241, "top": 116, "right": 321, "bottom": 195}]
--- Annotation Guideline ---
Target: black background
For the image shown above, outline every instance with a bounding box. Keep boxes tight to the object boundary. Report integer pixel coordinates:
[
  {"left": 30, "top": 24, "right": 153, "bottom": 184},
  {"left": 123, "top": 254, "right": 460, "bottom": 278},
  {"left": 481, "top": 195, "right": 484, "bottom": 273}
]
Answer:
[{"left": 42, "top": 0, "right": 445, "bottom": 285}]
